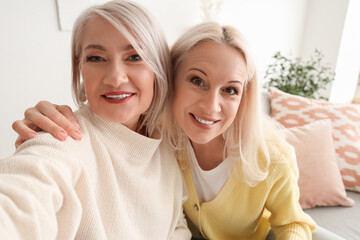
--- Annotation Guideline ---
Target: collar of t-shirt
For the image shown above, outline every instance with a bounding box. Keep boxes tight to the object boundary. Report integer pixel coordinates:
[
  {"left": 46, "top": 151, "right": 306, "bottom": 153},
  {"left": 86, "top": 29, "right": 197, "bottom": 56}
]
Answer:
[{"left": 186, "top": 141, "right": 235, "bottom": 203}]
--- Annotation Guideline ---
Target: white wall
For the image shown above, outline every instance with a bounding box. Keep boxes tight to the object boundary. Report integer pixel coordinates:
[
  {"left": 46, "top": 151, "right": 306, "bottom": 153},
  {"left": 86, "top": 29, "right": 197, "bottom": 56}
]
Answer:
[
  {"left": 300, "top": 0, "right": 349, "bottom": 69},
  {"left": 329, "top": 0, "right": 360, "bottom": 103},
  {"left": 218, "top": 0, "right": 308, "bottom": 79},
  {"left": 0, "top": 0, "right": 350, "bottom": 158},
  {"left": 300, "top": 0, "right": 349, "bottom": 98},
  {"left": 0, "top": 0, "right": 73, "bottom": 158}
]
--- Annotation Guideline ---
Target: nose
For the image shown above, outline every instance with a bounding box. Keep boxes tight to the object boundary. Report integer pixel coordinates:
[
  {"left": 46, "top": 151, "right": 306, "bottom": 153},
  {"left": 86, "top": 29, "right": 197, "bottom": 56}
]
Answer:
[
  {"left": 199, "top": 91, "right": 221, "bottom": 114},
  {"left": 103, "top": 61, "right": 128, "bottom": 87}
]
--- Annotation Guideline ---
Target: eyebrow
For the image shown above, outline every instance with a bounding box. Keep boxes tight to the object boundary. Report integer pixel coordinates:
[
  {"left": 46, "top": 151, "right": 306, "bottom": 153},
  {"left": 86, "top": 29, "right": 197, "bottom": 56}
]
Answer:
[
  {"left": 189, "top": 68, "right": 243, "bottom": 85},
  {"left": 189, "top": 68, "right": 207, "bottom": 76},
  {"left": 84, "top": 44, "right": 134, "bottom": 51},
  {"left": 228, "top": 80, "right": 243, "bottom": 85},
  {"left": 84, "top": 44, "right": 106, "bottom": 51}
]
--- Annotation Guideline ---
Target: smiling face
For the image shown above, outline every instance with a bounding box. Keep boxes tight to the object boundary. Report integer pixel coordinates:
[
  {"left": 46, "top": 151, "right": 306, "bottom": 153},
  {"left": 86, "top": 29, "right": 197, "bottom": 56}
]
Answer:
[
  {"left": 80, "top": 16, "right": 154, "bottom": 131},
  {"left": 173, "top": 41, "right": 247, "bottom": 144}
]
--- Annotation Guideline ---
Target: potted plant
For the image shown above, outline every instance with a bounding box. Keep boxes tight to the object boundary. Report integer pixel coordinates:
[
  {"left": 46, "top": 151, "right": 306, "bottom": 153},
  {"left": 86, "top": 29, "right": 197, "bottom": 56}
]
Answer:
[{"left": 263, "top": 49, "right": 335, "bottom": 100}]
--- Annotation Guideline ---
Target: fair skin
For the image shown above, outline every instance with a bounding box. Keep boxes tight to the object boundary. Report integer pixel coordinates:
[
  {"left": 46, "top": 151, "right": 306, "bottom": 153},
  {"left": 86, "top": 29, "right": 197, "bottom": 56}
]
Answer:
[
  {"left": 81, "top": 16, "right": 154, "bottom": 129},
  {"left": 12, "top": 16, "right": 154, "bottom": 146},
  {"left": 13, "top": 42, "right": 247, "bottom": 172},
  {"left": 173, "top": 42, "right": 247, "bottom": 170}
]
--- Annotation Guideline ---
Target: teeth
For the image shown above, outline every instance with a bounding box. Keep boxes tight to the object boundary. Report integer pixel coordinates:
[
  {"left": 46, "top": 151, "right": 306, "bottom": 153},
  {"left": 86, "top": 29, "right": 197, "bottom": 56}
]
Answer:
[
  {"left": 194, "top": 115, "right": 215, "bottom": 125},
  {"left": 105, "top": 94, "right": 132, "bottom": 100}
]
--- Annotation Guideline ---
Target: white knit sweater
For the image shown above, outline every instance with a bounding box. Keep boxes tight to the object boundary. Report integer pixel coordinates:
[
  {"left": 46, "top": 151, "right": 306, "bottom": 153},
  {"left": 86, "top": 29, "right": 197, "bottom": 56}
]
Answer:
[{"left": 0, "top": 105, "right": 190, "bottom": 240}]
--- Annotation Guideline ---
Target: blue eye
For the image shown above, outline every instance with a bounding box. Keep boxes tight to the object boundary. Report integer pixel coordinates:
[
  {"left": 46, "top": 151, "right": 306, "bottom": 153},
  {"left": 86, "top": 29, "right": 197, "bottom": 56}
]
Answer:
[
  {"left": 190, "top": 77, "right": 205, "bottom": 87},
  {"left": 127, "top": 54, "right": 142, "bottom": 61},
  {"left": 86, "top": 56, "right": 104, "bottom": 62}
]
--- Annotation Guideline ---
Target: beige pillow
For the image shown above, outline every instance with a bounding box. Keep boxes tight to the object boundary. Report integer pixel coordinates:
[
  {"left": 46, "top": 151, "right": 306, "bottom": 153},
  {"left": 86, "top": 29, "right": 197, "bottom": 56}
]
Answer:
[
  {"left": 270, "top": 87, "right": 360, "bottom": 193},
  {"left": 285, "top": 119, "right": 354, "bottom": 209}
]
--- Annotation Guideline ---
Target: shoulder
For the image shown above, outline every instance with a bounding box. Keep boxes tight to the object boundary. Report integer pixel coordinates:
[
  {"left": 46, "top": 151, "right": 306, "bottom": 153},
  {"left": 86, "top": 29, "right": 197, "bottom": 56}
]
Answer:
[
  {"left": 13, "top": 108, "right": 93, "bottom": 167},
  {"left": 266, "top": 138, "right": 298, "bottom": 180},
  {"left": 268, "top": 139, "right": 295, "bottom": 164},
  {"left": 74, "top": 106, "right": 92, "bottom": 133},
  {"left": 15, "top": 132, "right": 81, "bottom": 156},
  {"left": 2, "top": 132, "right": 83, "bottom": 185},
  {"left": 158, "top": 140, "right": 178, "bottom": 166}
]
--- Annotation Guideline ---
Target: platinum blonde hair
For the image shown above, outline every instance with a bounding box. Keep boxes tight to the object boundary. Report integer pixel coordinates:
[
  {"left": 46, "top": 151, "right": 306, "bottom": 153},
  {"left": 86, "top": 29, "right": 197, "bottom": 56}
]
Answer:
[
  {"left": 71, "top": 0, "right": 171, "bottom": 136},
  {"left": 164, "top": 22, "right": 281, "bottom": 185}
]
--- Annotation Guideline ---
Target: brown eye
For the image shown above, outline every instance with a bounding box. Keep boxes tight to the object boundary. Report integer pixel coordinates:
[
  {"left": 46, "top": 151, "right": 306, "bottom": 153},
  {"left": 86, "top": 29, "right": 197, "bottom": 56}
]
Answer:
[
  {"left": 190, "top": 77, "right": 205, "bottom": 87},
  {"left": 223, "top": 87, "right": 238, "bottom": 95}
]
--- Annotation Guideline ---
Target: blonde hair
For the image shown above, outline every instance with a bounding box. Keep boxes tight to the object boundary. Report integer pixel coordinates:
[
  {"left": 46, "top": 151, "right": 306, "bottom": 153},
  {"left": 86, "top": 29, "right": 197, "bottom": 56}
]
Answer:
[
  {"left": 71, "top": 0, "right": 171, "bottom": 136},
  {"left": 164, "top": 22, "right": 281, "bottom": 185}
]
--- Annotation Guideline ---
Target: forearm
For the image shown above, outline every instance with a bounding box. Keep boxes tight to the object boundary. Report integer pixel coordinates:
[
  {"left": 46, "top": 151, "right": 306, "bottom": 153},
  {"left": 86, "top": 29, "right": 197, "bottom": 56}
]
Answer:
[
  {"left": 0, "top": 166, "right": 61, "bottom": 238},
  {"left": 266, "top": 150, "right": 316, "bottom": 238},
  {"left": 0, "top": 136, "right": 81, "bottom": 238},
  {"left": 267, "top": 175, "right": 315, "bottom": 239},
  {"left": 0, "top": 199, "right": 57, "bottom": 239},
  {"left": 274, "top": 222, "right": 312, "bottom": 240}
]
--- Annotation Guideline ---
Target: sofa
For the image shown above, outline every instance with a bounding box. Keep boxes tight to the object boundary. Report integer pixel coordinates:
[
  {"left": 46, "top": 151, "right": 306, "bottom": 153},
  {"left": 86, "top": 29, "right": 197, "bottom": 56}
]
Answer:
[{"left": 262, "top": 89, "right": 360, "bottom": 240}]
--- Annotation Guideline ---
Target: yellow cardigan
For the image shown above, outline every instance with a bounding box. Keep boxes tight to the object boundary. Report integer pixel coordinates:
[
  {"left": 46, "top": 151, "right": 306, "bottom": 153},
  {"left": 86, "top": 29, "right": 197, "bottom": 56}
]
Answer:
[{"left": 180, "top": 142, "right": 316, "bottom": 240}]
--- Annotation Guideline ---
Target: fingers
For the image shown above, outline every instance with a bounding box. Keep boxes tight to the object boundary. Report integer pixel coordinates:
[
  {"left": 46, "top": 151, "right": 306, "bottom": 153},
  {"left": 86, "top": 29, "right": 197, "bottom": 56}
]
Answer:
[
  {"left": 15, "top": 136, "right": 27, "bottom": 149},
  {"left": 23, "top": 107, "right": 68, "bottom": 141},
  {"left": 54, "top": 105, "right": 82, "bottom": 140},
  {"left": 12, "top": 100, "right": 82, "bottom": 148},
  {"left": 12, "top": 119, "right": 39, "bottom": 144},
  {"left": 29, "top": 101, "right": 81, "bottom": 141},
  {"left": 56, "top": 105, "right": 81, "bottom": 130}
]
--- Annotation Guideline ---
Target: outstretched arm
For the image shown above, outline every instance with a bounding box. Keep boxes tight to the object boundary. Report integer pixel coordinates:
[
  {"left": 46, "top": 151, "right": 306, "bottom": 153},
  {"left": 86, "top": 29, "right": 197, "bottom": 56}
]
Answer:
[
  {"left": 12, "top": 101, "right": 81, "bottom": 148},
  {"left": 0, "top": 134, "right": 82, "bottom": 238}
]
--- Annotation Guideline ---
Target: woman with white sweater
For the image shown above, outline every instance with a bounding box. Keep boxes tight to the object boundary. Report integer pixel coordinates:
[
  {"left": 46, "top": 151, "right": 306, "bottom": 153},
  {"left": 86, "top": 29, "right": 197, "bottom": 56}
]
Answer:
[{"left": 0, "top": 1, "right": 190, "bottom": 239}]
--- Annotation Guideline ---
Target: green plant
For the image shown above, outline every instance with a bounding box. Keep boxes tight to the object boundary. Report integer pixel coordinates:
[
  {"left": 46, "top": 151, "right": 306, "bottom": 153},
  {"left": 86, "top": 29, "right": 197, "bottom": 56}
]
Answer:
[{"left": 264, "top": 49, "right": 335, "bottom": 100}]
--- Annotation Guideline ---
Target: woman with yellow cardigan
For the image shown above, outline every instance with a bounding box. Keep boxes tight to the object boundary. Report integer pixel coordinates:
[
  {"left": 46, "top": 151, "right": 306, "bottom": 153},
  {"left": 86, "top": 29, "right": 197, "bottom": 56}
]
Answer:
[
  {"left": 13, "top": 22, "right": 317, "bottom": 239},
  {"left": 163, "top": 22, "right": 315, "bottom": 239}
]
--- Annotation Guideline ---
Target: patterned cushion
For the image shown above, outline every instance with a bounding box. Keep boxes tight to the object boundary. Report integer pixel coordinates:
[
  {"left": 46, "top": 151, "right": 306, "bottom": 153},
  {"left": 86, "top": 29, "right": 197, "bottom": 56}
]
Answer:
[{"left": 270, "top": 87, "right": 360, "bottom": 192}]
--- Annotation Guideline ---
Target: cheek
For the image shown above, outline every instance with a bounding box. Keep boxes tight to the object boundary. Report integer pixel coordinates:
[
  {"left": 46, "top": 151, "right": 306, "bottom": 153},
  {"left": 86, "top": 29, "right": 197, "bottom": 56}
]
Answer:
[
  {"left": 81, "top": 64, "right": 99, "bottom": 86},
  {"left": 145, "top": 74, "right": 155, "bottom": 98},
  {"left": 138, "top": 71, "right": 155, "bottom": 109},
  {"left": 138, "top": 68, "right": 155, "bottom": 88},
  {"left": 224, "top": 102, "right": 241, "bottom": 125},
  {"left": 130, "top": 66, "right": 154, "bottom": 94}
]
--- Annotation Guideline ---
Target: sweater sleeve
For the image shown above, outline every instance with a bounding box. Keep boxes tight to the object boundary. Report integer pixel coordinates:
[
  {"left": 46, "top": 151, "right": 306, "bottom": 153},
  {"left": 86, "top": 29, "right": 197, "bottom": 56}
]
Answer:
[
  {"left": 170, "top": 209, "right": 192, "bottom": 240},
  {"left": 170, "top": 169, "right": 191, "bottom": 240},
  {"left": 0, "top": 134, "right": 82, "bottom": 239},
  {"left": 265, "top": 143, "right": 316, "bottom": 240}
]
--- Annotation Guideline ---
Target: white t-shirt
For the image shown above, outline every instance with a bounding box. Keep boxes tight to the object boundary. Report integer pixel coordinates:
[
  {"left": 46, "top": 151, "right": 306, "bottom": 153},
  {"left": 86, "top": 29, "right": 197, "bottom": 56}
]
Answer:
[{"left": 186, "top": 141, "right": 235, "bottom": 203}]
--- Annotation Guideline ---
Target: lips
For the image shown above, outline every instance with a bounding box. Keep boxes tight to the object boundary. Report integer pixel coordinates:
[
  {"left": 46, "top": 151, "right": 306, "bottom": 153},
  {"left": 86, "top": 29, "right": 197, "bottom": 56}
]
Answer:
[
  {"left": 104, "top": 94, "right": 132, "bottom": 100},
  {"left": 190, "top": 113, "right": 219, "bottom": 125},
  {"left": 102, "top": 91, "right": 135, "bottom": 103}
]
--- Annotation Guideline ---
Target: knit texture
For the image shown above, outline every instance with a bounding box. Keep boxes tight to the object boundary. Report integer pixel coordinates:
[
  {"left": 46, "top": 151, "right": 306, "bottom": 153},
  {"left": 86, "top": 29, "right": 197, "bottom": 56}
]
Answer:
[
  {"left": 180, "top": 141, "right": 316, "bottom": 240},
  {"left": 0, "top": 105, "right": 190, "bottom": 240}
]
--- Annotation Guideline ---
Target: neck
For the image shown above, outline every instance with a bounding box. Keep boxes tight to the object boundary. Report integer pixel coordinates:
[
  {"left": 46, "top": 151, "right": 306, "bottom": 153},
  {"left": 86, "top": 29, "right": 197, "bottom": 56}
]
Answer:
[{"left": 190, "top": 136, "right": 226, "bottom": 171}]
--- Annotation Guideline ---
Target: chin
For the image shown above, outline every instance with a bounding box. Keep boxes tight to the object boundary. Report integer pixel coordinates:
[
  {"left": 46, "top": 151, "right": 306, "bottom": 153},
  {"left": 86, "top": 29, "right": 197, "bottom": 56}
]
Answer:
[
  {"left": 187, "top": 134, "right": 213, "bottom": 145},
  {"left": 96, "top": 111, "right": 126, "bottom": 123}
]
